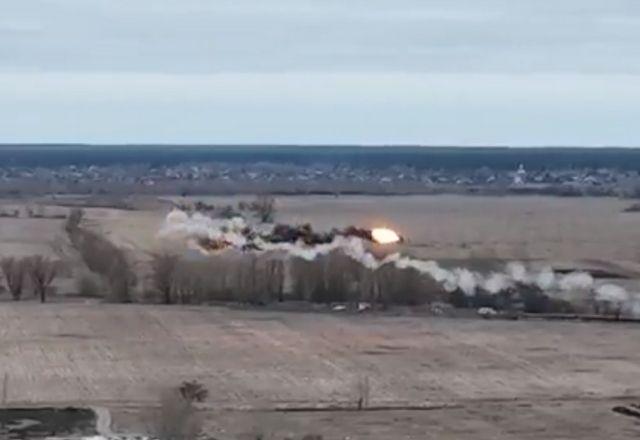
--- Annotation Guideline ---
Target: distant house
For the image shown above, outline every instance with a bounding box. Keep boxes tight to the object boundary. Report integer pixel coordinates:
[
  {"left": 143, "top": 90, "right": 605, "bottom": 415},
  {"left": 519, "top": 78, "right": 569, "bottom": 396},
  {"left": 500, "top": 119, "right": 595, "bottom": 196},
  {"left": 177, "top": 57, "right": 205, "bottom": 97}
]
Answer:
[{"left": 512, "top": 164, "right": 526, "bottom": 185}]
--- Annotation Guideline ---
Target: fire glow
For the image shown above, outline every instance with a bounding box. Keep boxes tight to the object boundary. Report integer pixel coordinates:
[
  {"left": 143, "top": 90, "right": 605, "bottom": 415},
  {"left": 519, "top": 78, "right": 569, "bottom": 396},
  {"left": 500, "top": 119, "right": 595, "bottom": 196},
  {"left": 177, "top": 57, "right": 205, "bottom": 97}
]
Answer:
[{"left": 371, "top": 227, "right": 401, "bottom": 244}]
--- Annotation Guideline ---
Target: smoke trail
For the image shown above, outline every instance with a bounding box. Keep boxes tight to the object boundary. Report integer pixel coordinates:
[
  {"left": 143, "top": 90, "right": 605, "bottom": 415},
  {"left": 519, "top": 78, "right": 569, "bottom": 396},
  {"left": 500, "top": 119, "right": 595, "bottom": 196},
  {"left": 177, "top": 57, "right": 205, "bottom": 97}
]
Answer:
[
  {"left": 628, "top": 297, "right": 640, "bottom": 318},
  {"left": 482, "top": 272, "right": 514, "bottom": 294},
  {"left": 158, "top": 209, "right": 635, "bottom": 312},
  {"left": 535, "top": 267, "right": 556, "bottom": 290},
  {"left": 558, "top": 271, "right": 594, "bottom": 291},
  {"left": 595, "top": 284, "right": 629, "bottom": 303}
]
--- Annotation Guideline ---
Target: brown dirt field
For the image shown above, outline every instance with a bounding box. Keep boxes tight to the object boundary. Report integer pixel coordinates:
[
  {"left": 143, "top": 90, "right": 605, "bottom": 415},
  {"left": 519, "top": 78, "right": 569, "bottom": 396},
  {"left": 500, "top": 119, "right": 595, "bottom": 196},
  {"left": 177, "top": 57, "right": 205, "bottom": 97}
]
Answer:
[
  {"left": 110, "top": 399, "right": 640, "bottom": 440},
  {"left": 2, "top": 195, "right": 640, "bottom": 438},
  {"left": 1, "top": 303, "right": 639, "bottom": 438}
]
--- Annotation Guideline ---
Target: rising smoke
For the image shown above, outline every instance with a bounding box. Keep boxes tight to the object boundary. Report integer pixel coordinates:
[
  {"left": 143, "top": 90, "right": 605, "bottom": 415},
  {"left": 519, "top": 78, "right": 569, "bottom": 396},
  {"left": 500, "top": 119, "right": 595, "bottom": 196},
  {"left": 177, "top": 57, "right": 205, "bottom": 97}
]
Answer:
[{"left": 158, "top": 209, "right": 638, "bottom": 315}]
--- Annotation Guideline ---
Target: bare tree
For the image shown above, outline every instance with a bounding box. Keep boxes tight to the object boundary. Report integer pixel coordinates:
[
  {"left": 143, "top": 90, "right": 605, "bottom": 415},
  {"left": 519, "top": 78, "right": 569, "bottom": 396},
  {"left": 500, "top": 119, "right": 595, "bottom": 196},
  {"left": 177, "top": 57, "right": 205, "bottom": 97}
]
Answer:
[
  {"left": 153, "top": 387, "right": 204, "bottom": 440},
  {"left": 0, "top": 257, "right": 26, "bottom": 301},
  {"left": 25, "top": 255, "right": 58, "bottom": 303},
  {"left": 65, "top": 208, "right": 85, "bottom": 232},
  {"left": 66, "top": 225, "right": 137, "bottom": 302},
  {"left": 178, "top": 380, "right": 209, "bottom": 403},
  {"left": 106, "top": 257, "right": 136, "bottom": 303},
  {"left": 264, "top": 257, "right": 285, "bottom": 302},
  {"left": 251, "top": 195, "right": 276, "bottom": 223},
  {"left": 355, "top": 376, "right": 370, "bottom": 410},
  {"left": 150, "top": 252, "right": 181, "bottom": 304}
]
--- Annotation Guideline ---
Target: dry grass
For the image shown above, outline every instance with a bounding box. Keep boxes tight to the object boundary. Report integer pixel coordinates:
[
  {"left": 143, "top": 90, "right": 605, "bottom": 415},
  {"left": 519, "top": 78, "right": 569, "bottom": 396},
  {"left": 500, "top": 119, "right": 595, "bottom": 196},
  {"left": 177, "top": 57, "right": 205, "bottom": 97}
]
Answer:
[
  {"left": 2, "top": 303, "right": 640, "bottom": 408},
  {"left": 0, "top": 216, "right": 64, "bottom": 259},
  {"left": 150, "top": 195, "right": 640, "bottom": 264},
  {"left": 6, "top": 194, "right": 633, "bottom": 268}
]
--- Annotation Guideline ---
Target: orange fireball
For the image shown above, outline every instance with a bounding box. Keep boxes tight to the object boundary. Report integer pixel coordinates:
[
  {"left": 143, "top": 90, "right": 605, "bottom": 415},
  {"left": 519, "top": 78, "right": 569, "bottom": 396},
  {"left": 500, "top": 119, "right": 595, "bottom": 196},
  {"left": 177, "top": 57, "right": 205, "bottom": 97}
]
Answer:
[{"left": 371, "top": 228, "right": 401, "bottom": 244}]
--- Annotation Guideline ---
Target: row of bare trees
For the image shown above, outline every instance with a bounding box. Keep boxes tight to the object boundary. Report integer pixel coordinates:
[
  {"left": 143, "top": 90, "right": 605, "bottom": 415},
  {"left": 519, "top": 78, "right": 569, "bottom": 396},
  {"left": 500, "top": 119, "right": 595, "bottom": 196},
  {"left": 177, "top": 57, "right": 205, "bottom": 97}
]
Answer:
[
  {"left": 65, "top": 208, "right": 137, "bottom": 302},
  {"left": 147, "top": 249, "right": 445, "bottom": 307},
  {"left": 147, "top": 249, "right": 578, "bottom": 314},
  {"left": 0, "top": 256, "right": 59, "bottom": 302},
  {"left": 149, "top": 251, "right": 285, "bottom": 305},
  {"left": 180, "top": 195, "right": 277, "bottom": 223},
  {"left": 289, "top": 251, "right": 445, "bottom": 306}
]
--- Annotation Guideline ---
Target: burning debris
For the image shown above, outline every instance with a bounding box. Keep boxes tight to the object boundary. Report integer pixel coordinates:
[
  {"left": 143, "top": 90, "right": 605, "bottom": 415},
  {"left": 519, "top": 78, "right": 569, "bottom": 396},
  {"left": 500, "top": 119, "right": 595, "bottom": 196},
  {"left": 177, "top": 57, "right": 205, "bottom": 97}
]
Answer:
[
  {"left": 266, "top": 224, "right": 403, "bottom": 246},
  {"left": 267, "top": 223, "right": 334, "bottom": 245},
  {"left": 371, "top": 227, "right": 401, "bottom": 244},
  {"left": 195, "top": 236, "right": 234, "bottom": 252},
  {"left": 158, "top": 209, "right": 639, "bottom": 316},
  {"left": 163, "top": 209, "right": 403, "bottom": 254}
]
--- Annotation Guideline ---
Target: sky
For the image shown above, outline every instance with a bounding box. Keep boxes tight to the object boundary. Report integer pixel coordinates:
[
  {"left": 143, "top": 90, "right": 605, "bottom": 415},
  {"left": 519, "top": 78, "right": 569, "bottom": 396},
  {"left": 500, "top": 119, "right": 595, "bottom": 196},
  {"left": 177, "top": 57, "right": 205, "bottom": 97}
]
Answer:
[{"left": 1, "top": 0, "right": 639, "bottom": 145}]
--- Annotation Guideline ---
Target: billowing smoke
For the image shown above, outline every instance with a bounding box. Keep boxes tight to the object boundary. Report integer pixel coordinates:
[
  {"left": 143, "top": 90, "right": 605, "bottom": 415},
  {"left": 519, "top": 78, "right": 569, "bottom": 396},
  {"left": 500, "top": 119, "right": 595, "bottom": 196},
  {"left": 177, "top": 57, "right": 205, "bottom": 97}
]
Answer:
[
  {"left": 558, "top": 272, "right": 594, "bottom": 291},
  {"left": 159, "top": 209, "right": 637, "bottom": 315},
  {"left": 595, "top": 284, "right": 629, "bottom": 304},
  {"left": 165, "top": 209, "right": 250, "bottom": 246}
]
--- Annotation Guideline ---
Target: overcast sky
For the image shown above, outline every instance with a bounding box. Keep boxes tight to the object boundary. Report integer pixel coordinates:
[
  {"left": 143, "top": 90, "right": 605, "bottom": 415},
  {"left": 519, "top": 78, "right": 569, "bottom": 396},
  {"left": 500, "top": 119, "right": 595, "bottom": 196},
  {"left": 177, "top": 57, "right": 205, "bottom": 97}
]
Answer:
[{"left": 1, "top": 0, "right": 639, "bottom": 145}]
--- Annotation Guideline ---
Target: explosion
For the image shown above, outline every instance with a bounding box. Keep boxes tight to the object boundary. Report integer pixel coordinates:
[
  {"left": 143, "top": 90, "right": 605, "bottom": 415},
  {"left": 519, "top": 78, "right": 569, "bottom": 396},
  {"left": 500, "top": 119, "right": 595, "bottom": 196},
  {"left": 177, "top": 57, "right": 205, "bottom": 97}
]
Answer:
[
  {"left": 160, "top": 209, "right": 404, "bottom": 253},
  {"left": 371, "top": 227, "right": 401, "bottom": 244},
  {"left": 157, "top": 208, "right": 638, "bottom": 316}
]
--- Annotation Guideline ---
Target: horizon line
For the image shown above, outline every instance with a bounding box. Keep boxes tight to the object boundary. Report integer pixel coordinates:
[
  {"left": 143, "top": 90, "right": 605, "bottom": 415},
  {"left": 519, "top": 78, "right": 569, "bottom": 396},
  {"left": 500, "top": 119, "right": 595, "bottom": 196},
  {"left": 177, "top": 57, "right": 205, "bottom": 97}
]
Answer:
[{"left": 0, "top": 143, "right": 639, "bottom": 149}]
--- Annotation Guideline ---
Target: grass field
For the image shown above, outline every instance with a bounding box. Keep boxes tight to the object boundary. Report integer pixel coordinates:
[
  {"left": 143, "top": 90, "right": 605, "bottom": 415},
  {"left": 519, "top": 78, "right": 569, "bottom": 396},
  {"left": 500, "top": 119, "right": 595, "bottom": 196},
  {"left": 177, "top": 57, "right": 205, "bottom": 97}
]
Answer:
[
  {"left": 90, "top": 195, "right": 640, "bottom": 274},
  {"left": 0, "top": 217, "right": 65, "bottom": 259},
  {"left": 1, "top": 195, "right": 639, "bottom": 438},
  {"left": 3, "top": 194, "right": 636, "bottom": 267},
  {"left": 1, "top": 303, "right": 639, "bottom": 438}
]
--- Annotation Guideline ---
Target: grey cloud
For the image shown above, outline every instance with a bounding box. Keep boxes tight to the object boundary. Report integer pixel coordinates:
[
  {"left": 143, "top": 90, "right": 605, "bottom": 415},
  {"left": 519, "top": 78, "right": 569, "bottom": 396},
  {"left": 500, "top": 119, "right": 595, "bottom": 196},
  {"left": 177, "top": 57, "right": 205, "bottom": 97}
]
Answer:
[
  {"left": 1, "top": 0, "right": 639, "bottom": 73},
  {"left": 1, "top": 1, "right": 639, "bottom": 145},
  {"left": 0, "top": 72, "right": 638, "bottom": 145}
]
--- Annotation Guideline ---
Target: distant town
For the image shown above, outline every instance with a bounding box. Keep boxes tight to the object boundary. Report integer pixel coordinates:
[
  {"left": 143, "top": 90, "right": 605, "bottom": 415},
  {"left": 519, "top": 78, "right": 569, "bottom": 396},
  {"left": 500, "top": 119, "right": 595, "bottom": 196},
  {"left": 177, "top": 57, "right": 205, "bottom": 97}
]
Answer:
[{"left": 2, "top": 160, "right": 639, "bottom": 197}]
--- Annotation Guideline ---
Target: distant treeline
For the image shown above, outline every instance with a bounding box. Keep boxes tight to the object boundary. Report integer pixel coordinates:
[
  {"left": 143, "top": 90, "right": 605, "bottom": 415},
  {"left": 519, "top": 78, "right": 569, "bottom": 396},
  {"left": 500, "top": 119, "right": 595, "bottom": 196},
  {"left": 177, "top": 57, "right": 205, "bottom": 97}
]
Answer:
[{"left": 1, "top": 145, "right": 640, "bottom": 170}]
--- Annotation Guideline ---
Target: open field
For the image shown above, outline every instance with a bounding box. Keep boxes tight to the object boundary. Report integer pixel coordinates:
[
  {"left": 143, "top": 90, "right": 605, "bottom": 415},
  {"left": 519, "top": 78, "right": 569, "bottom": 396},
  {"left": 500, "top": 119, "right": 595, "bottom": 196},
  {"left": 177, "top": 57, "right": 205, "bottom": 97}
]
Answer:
[
  {"left": 87, "top": 195, "right": 640, "bottom": 273},
  {"left": 1, "top": 303, "right": 639, "bottom": 438},
  {"left": 2, "top": 194, "right": 638, "bottom": 268},
  {"left": 1, "top": 194, "right": 639, "bottom": 302},
  {"left": 1, "top": 195, "right": 640, "bottom": 437},
  {"left": 0, "top": 217, "right": 65, "bottom": 259}
]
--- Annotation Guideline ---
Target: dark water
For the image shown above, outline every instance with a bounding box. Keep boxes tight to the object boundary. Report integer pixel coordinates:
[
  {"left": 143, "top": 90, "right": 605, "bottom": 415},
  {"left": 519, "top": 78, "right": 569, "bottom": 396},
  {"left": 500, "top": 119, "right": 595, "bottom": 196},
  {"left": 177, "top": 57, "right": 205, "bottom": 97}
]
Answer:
[
  {"left": 0, "top": 407, "right": 97, "bottom": 439},
  {"left": 1, "top": 145, "right": 639, "bottom": 170}
]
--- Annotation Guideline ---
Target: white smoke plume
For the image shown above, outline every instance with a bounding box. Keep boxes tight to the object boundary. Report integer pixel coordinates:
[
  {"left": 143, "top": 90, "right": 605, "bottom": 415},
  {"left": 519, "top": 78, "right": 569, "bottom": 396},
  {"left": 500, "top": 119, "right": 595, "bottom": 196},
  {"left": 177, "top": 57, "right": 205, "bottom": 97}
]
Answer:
[
  {"left": 558, "top": 271, "right": 594, "bottom": 291},
  {"left": 535, "top": 267, "right": 556, "bottom": 290},
  {"left": 595, "top": 284, "right": 629, "bottom": 304},
  {"left": 158, "top": 209, "right": 636, "bottom": 314},
  {"left": 628, "top": 297, "right": 640, "bottom": 318}
]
